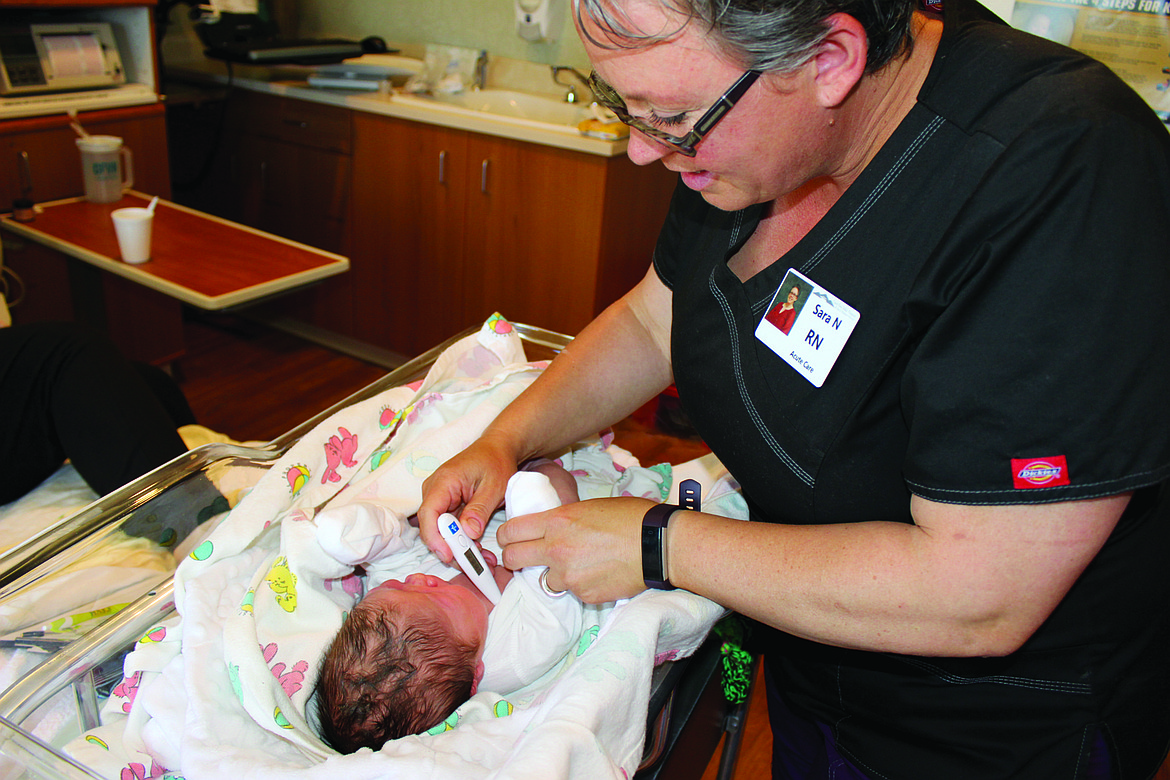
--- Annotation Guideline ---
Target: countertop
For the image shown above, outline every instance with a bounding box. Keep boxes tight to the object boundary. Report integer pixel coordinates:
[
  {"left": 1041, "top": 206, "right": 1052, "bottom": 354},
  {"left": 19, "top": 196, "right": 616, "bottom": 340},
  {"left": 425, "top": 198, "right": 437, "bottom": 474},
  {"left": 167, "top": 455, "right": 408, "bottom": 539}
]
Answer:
[{"left": 167, "top": 61, "right": 630, "bottom": 158}]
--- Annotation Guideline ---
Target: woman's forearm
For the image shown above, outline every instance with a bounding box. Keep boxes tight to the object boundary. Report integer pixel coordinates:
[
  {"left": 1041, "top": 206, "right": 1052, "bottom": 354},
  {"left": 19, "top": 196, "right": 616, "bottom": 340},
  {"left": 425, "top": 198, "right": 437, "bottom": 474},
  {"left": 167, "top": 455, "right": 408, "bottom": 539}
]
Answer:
[{"left": 665, "top": 494, "right": 1127, "bottom": 657}]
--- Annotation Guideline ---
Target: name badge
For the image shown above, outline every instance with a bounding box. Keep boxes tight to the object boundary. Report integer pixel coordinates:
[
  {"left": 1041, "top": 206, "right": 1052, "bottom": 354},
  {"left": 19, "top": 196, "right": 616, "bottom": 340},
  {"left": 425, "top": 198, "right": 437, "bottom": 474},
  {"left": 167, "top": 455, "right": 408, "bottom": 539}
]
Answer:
[{"left": 755, "top": 268, "right": 860, "bottom": 388}]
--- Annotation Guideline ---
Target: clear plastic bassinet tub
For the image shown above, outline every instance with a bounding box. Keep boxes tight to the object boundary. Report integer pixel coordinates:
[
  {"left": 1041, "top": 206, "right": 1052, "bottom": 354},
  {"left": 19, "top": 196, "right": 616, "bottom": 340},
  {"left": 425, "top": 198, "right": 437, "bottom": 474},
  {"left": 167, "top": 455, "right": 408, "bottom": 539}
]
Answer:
[{"left": 0, "top": 323, "right": 752, "bottom": 780}]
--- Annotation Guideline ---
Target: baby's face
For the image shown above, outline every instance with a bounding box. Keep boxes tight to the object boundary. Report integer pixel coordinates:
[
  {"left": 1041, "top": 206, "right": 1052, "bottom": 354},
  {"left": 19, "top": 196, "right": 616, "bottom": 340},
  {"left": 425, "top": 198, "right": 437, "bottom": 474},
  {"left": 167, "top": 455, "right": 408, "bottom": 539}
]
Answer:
[{"left": 362, "top": 572, "right": 492, "bottom": 651}]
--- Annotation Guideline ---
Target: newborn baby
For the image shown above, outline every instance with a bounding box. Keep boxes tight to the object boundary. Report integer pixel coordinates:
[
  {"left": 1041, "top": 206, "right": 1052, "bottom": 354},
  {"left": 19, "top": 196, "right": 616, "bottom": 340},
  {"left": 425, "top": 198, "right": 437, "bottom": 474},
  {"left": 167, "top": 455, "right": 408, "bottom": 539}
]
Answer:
[{"left": 315, "top": 461, "right": 590, "bottom": 753}]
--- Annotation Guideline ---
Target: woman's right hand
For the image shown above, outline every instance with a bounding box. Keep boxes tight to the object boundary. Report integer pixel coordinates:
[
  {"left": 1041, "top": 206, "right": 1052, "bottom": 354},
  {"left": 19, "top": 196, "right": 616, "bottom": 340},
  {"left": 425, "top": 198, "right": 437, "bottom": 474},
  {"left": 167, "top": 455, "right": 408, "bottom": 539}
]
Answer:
[{"left": 418, "top": 434, "right": 519, "bottom": 563}]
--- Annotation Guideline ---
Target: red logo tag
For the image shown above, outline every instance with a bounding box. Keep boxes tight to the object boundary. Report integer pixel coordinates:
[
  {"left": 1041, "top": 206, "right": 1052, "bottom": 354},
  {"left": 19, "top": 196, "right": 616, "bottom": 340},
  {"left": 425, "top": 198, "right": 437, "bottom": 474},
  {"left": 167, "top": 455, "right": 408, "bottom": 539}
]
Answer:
[{"left": 1011, "top": 456, "right": 1070, "bottom": 489}]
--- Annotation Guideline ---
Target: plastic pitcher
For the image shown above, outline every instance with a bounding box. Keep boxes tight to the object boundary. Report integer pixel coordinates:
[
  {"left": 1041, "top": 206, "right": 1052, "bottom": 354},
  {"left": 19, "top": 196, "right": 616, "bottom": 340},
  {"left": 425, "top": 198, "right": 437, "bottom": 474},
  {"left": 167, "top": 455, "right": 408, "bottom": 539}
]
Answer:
[{"left": 76, "top": 135, "right": 134, "bottom": 203}]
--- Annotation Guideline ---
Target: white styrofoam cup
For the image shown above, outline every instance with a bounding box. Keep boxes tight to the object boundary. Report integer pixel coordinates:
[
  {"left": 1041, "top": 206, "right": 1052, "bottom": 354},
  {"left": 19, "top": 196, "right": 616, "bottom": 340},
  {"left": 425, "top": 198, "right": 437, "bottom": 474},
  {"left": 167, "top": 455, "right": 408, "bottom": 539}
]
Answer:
[{"left": 111, "top": 207, "right": 153, "bottom": 264}]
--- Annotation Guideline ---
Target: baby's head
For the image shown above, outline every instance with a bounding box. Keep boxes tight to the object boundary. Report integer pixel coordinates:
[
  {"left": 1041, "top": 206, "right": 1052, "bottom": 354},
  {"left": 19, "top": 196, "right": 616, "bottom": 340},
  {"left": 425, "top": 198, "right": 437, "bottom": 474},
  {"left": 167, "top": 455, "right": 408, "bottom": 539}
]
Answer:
[{"left": 316, "top": 572, "right": 497, "bottom": 753}]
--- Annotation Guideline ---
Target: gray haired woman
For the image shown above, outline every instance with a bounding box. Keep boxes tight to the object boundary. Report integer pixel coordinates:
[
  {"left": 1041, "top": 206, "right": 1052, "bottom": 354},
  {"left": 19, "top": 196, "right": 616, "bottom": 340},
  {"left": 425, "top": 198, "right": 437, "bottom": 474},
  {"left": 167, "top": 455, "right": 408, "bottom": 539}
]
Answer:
[{"left": 422, "top": 1, "right": 1170, "bottom": 777}]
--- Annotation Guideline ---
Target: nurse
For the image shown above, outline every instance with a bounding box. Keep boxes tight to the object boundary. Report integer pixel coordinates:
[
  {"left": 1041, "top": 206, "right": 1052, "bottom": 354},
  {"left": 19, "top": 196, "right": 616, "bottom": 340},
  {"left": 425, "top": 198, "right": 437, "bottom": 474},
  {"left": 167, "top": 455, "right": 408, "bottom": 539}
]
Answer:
[{"left": 420, "top": 0, "right": 1170, "bottom": 777}]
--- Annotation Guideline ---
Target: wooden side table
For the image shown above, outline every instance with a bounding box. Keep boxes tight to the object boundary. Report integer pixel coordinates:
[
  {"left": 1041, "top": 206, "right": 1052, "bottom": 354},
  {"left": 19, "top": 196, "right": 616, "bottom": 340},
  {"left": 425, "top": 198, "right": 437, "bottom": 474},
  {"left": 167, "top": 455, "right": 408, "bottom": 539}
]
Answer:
[{"left": 1, "top": 191, "right": 349, "bottom": 364}]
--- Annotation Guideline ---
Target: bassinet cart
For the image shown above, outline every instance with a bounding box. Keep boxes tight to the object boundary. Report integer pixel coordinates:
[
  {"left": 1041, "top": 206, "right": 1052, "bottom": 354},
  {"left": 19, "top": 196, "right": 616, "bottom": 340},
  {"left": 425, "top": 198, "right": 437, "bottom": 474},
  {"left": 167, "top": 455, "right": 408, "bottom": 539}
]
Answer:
[{"left": 0, "top": 323, "right": 755, "bottom": 780}]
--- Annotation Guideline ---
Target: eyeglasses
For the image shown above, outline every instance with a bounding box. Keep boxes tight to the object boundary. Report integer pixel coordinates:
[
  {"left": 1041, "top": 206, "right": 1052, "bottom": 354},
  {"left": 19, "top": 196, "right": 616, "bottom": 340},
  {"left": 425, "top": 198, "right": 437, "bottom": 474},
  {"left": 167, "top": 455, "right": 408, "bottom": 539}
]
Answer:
[{"left": 586, "top": 69, "right": 762, "bottom": 157}]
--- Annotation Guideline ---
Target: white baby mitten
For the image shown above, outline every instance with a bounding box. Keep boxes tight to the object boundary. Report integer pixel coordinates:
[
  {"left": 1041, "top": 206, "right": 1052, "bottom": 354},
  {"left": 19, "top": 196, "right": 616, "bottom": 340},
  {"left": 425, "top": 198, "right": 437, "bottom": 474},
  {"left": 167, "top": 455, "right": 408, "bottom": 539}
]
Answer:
[
  {"left": 505, "top": 470, "right": 562, "bottom": 519},
  {"left": 314, "top": 501, "right": 410, "bottom": 566}
]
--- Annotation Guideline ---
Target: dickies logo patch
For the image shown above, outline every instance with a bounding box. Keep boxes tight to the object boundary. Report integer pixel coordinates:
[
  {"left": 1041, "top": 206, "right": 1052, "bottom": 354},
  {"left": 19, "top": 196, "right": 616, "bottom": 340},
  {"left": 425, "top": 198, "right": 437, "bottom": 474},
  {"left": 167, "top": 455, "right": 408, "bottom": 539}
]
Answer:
[{"left": 1011, "top": 456, "right": 1070, "bottom": 489}]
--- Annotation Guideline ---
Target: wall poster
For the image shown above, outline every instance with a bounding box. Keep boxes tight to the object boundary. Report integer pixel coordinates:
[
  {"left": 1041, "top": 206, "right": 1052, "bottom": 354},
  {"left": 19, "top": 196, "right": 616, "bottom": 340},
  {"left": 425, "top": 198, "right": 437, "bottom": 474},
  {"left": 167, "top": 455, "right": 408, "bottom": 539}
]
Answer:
[{"left": 1012, "top": 0, "right": 1170, "bottom": 121}]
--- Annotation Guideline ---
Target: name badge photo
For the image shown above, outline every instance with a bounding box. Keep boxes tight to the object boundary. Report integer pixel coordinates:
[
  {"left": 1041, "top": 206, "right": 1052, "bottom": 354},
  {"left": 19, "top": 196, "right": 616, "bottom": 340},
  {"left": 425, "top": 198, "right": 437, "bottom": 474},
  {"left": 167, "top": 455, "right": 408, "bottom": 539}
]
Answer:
[{"left": 755, "top": 268, "right": 860, "bottom": 388}]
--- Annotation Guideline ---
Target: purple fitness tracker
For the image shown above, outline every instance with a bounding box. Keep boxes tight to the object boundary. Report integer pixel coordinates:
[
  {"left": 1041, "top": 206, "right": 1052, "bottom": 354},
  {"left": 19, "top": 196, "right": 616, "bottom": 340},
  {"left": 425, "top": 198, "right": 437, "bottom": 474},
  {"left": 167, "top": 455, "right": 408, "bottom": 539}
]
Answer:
[{"left": 641, "top": 478, "right": 700, "bottom": 590}]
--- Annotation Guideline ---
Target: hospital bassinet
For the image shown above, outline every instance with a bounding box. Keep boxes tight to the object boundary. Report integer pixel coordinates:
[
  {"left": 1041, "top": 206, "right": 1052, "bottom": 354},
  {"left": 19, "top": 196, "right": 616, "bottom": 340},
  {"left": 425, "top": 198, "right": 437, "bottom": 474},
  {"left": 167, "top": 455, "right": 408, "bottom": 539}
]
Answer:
[{"left": 0, "top": 322, "right": 755, "bottom": 780}]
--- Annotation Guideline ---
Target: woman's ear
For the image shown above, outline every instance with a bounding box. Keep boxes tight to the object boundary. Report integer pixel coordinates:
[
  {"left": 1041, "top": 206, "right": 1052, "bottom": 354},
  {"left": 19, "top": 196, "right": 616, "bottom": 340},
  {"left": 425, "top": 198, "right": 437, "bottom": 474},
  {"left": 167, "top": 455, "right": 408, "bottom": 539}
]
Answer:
[{"left": 810, "top": 13, "right": 869, "bottom": 108}]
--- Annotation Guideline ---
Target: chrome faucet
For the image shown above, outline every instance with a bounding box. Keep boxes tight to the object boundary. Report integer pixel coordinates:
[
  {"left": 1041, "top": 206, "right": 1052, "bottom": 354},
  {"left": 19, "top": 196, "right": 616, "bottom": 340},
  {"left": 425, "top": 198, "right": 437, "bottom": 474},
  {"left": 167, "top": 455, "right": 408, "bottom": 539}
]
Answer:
[
  {"left": 551, "top": 66, "right": 592, "bottom": 103},
  {"left": 474, "top": 50, "right": 489, "bottom": 90}
]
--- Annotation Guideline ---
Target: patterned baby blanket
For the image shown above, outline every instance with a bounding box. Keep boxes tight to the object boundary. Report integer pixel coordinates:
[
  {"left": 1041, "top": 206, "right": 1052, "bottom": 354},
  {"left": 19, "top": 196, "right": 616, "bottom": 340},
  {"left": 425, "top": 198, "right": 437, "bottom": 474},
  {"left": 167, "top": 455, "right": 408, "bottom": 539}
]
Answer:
[{"left": 66, "top": 315, "right": 740, "bottom": 780}]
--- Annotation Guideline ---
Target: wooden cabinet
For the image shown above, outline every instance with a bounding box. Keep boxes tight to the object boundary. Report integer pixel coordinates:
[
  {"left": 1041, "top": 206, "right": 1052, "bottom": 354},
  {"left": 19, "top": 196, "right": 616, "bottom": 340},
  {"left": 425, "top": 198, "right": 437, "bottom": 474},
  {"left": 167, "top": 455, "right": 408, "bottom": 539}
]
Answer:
[
  {"left": 172, "top": 90, "right": 351, "bottom": 253},
  {"left": 349, "top": 116, "right": 469, "bottom": 352},
  {"left": 350, "top": 112, "right": 676, "bottom": 355},
  {"left": 460, "top": 132, "right": 611, "bottom": 335},
  {"left": 223, "top": 91, "right": 352, "bottom": 254}
]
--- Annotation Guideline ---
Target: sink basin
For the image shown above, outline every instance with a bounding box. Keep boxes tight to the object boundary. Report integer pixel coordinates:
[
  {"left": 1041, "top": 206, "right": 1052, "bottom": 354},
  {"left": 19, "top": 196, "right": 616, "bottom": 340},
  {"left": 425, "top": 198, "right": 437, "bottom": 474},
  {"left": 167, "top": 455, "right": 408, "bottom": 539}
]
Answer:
[
  {"left": 434, "top": 89, "right": 589, "bottom": 125},
  {"left": 394, "top": 89, "right": 591, "bottom": 129}
]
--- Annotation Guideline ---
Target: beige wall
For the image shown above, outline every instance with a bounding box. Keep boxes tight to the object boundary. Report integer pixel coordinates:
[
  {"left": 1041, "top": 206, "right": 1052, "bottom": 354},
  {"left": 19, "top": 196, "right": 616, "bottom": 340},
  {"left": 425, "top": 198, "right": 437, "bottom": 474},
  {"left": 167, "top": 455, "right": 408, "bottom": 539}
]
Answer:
[
  {"left": 293, "top": 0, "right": 592, "bottom": 70},
  {"left": 170, "top": 0, "right": 1018, "bottom": 77},
  {"left": 289, "top": 0, "right": 1017, "bottom": 68}
]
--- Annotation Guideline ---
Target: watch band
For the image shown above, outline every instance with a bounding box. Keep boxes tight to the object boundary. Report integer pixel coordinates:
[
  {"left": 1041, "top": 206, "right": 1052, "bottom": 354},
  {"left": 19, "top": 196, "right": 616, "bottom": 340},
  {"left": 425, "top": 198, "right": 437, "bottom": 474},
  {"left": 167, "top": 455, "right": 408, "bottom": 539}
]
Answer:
[
  {"left": 641, "top": 479, "right": 702, "bottom": 590},
  {"left": 641, "top": 503, "right": 677, "bottom": 590}
]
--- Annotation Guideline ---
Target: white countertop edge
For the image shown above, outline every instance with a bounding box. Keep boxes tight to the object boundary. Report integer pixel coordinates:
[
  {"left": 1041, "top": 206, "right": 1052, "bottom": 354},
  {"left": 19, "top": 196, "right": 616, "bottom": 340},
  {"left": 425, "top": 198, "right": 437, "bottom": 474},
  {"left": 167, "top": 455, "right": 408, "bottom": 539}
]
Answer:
[
  {"left": 0, "top": 90, "right": 159, "bottom": 121},
  {"left": 169, "top": 66, "right": 630, "bottom": 158}
]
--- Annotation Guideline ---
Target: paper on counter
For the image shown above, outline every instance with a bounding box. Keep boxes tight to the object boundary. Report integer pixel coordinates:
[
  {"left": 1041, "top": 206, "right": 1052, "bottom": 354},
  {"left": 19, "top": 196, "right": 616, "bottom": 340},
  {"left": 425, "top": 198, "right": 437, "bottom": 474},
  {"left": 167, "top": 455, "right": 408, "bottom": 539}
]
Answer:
[{"left": 208, "top": 0, "right": 259, "bottom": 13}]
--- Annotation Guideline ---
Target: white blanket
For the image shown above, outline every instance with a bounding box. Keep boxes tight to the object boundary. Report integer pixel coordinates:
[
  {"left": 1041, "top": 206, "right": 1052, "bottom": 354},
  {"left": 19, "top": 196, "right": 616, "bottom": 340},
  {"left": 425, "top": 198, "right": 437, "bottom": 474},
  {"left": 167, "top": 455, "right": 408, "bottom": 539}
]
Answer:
[{"left": 66, "top": 316, "right": 742, "bottom": 780}]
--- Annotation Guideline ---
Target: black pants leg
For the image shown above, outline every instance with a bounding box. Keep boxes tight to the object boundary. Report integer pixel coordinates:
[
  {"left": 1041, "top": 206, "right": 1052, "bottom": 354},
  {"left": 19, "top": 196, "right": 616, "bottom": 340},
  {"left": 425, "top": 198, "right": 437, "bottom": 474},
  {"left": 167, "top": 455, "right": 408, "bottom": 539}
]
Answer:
[{"left": 0, "top": 322, "right": 192, "bottom": 503}]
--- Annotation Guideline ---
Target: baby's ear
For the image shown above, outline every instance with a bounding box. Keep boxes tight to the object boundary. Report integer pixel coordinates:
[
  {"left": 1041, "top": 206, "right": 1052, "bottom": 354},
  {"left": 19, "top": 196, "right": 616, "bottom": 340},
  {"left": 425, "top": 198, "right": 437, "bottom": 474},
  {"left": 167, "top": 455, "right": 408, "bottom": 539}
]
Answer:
[{"left": 470, "top": 660, "right": 485, "bottom": 695}]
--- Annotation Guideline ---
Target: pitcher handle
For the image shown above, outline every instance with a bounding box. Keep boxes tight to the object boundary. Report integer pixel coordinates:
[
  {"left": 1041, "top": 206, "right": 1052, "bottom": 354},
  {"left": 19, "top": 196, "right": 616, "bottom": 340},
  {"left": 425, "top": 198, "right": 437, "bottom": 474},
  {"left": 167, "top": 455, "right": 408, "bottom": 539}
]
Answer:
[{"left": 120, "top": 146, "right": 134, "bottom": 192}]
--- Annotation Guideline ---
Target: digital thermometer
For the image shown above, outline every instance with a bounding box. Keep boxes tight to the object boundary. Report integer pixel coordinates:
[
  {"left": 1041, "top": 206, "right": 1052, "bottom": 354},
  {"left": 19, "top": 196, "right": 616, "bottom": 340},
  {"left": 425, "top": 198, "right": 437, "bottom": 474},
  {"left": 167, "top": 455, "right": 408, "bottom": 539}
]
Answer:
[{"left": 438, "top": 513, "right": 502, "bottom": 605}]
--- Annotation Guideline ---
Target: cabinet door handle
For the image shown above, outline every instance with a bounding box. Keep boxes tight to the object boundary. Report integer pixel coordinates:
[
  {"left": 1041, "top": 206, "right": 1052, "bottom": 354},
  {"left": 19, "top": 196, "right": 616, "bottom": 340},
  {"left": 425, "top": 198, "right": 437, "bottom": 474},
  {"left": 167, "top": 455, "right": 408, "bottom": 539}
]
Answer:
[
  {"left": 282, "top": 119, "right": 309, "bottom": 129},
  {"left": 438, "top": 150, "right": 447, "bottom": 184},
  {"left": 480, "top": 159, "right": 489, "bottom": 194},
  {"left": 17, "top": 151, "right": 32, "bottom": 196}
]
